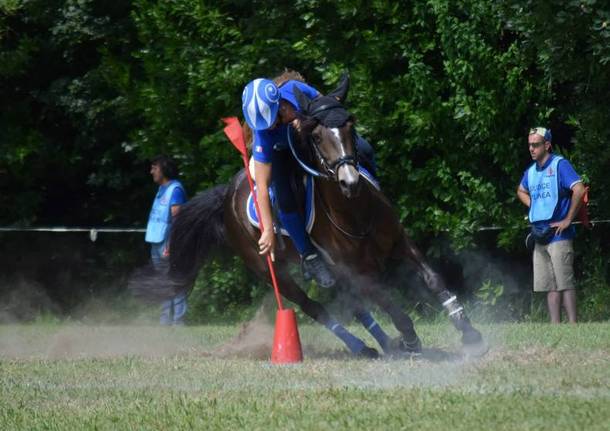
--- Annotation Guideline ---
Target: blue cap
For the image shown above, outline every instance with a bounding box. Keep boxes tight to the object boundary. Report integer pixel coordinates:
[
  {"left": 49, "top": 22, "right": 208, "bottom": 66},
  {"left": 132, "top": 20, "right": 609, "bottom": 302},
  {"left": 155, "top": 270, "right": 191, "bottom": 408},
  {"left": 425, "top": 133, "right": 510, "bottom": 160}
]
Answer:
[
  {"left": 530, "top": 127, "right": 552, "bottom": 142},
  {"left": 242, "top": 79, "right": 280, "bottom": 130}
]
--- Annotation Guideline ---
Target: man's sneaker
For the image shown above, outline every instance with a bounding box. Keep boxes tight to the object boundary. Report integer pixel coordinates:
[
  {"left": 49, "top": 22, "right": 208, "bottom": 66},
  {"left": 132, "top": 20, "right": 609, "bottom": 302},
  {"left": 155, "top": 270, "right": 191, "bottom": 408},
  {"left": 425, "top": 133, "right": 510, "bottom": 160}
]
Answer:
[{"left": 301, "top": 253, "right": 336, "bottom": 288}]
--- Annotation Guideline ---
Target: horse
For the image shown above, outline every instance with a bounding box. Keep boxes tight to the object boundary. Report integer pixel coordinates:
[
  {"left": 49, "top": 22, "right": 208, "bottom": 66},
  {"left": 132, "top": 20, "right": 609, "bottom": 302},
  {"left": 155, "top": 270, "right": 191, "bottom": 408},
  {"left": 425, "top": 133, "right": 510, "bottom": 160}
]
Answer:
[{"left": 165, "top": 77, "right": 485, "bottom": 358}]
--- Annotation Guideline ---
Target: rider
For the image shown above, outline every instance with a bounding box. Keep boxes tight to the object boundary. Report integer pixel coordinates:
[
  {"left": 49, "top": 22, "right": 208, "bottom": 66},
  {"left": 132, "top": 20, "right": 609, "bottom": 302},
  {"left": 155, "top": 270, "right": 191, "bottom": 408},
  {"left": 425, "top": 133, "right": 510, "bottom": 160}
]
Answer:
[{"left": 242, "top": 72, "right": 376, "bottom": 288}]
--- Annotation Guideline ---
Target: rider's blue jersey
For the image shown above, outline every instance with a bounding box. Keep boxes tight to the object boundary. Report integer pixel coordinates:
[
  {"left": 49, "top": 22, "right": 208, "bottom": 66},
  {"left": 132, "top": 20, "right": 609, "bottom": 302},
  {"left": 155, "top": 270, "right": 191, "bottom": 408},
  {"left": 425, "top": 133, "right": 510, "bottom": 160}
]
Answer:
[{"left": 252, "top": 80, "right": 319, "bottom": 164}]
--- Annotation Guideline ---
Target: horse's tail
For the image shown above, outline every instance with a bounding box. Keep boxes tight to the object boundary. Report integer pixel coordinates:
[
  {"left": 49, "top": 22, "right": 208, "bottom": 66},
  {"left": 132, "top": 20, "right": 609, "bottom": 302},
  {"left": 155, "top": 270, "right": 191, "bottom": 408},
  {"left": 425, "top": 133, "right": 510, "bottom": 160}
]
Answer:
[
  {"left": 128, "top": 184, "right": 229, "bottom": 302},
  {"left": 169, "top": 184, "right": 229, "bottom": 284}
]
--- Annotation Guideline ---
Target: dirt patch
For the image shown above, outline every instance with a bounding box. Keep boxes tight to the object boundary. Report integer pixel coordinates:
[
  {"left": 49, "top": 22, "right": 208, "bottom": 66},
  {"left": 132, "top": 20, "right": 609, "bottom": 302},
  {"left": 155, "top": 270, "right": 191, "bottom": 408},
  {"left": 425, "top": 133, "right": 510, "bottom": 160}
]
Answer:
[
  {"left": 0, "top": 307, "right": 276, "bottom": 361},
  {"left": 43, "top": 327, "right": 192, "bottom": 359},
  {"left": 0, "top": 325, "right": 210, "bottom": 359},
  {"left": 210, "top": 307, "right": 274, "bottom": 360}
]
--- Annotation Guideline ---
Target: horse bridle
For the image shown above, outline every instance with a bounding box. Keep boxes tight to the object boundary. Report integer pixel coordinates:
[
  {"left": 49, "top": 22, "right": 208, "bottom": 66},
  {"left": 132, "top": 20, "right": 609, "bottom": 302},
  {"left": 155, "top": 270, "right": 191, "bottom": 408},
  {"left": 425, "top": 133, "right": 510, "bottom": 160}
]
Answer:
[
  {"left": 309, "top": 133, "right": 359, "bottom": 180},
  {"left": 287, "top": 103, "right": 359, "bottom": 181},
  {"left": 286, "top": 104, "right": 376, "bottom": 240}
]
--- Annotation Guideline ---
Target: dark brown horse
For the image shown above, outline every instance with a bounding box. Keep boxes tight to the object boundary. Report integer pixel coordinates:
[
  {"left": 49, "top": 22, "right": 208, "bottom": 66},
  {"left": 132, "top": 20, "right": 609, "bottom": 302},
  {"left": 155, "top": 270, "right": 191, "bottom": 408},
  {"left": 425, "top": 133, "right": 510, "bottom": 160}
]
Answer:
[{"left": 166, "top": 78, "right": 485, "bottom": 358}]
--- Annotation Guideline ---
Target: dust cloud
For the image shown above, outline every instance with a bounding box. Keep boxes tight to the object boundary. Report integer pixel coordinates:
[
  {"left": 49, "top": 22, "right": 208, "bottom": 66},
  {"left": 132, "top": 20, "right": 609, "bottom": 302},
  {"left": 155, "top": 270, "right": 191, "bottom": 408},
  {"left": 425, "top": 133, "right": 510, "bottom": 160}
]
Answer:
[
  {"left": 210, "top": 305, "right": 274, "bottom": 360},
  {"left": 0, "top": 302, "right": 276, "bottom": 361},
  {"left": 0, "top": 278, "right": 61, "bottom": 323}
]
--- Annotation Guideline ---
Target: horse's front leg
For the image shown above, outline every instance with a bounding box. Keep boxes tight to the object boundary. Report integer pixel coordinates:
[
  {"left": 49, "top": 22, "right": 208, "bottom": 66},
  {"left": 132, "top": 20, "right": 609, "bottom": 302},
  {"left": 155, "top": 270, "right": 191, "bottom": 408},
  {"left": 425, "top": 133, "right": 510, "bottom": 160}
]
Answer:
[{"left": 392, "top": 233, "right": 487, "bottom": 354}]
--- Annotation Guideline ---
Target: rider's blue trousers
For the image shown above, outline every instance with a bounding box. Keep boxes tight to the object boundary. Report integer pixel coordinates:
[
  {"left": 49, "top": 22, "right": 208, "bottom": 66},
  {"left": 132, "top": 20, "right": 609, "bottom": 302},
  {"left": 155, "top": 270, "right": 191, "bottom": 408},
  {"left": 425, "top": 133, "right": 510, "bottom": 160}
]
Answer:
[{"left": 271, "top": 148, "right": 315, "bottom": 256}]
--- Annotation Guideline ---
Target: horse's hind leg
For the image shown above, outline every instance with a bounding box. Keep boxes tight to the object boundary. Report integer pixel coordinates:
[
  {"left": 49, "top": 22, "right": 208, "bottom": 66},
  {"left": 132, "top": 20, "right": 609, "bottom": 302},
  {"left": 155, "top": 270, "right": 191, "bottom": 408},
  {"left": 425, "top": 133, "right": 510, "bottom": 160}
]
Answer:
[
  {"left": 393, "top": 234, "right": 486, "bottom": 352},
  {"left": 274, "top": 267, "right": 378, "bottom": 358},
  {"left": 358, "top": 283, "right": 423, "bottom": 356},
  {"left": 335, "top": 286, "right": 395, "bottom": 354},
  {"left": 333, "top": 286, "right": 391, "bottom": 353}
]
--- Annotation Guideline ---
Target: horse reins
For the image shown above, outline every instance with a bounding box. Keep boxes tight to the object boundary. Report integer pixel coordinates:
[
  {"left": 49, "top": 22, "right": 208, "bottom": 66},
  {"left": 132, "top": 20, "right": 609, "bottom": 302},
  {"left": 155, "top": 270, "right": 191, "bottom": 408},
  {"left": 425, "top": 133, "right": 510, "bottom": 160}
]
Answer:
[
  {"left": 286, "top": 106, "right": 359, "bottom": 181},
  {"left": 316, "top": 186, "right": 377, "bottom": 240},
  {"left": 307, "top": 102, "right": 359, "bottom": 181},
  {"left": 309, "top": 134, "right": 359, "bottom": 180},
  {"left": 286, "top": 103, "right": 376, "bottom": 240}
]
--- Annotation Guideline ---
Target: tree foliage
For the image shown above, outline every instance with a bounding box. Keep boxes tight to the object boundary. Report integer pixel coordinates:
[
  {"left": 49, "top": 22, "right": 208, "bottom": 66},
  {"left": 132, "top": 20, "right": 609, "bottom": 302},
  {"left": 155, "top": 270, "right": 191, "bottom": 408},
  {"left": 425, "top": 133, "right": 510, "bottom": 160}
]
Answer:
[
  {"left": 3, "top": 0, "right": 608, "bottom": 239},
  {"left": 1, "top": 0, "right": 609, "bottom": 316}
]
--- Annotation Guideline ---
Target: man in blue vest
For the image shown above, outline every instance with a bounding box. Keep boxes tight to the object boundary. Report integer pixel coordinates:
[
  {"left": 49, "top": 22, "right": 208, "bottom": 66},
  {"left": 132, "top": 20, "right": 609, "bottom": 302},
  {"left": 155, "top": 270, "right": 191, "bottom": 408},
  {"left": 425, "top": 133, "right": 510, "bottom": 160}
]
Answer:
[
  {"left": 146, "top": 155, "right": 188, "bottom": 325},
  {"left": 517, "top": 127, "right": 585, "bottom": 323}
]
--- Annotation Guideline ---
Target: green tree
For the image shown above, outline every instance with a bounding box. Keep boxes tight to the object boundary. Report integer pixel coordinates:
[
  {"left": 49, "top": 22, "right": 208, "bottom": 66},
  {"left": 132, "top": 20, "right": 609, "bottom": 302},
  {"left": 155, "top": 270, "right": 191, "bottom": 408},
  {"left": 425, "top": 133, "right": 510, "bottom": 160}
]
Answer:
[{"left": 1, "top": 0, "right": 608, "bottom": 318}]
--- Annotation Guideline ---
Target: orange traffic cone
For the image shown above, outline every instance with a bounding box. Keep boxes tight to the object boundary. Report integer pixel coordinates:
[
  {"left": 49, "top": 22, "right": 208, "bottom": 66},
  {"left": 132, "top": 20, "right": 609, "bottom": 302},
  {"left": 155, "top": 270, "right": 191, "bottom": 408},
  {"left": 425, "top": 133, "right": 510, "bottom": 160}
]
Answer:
[{"left": 271, "top": 308, "right": 303, "bottom": 364}]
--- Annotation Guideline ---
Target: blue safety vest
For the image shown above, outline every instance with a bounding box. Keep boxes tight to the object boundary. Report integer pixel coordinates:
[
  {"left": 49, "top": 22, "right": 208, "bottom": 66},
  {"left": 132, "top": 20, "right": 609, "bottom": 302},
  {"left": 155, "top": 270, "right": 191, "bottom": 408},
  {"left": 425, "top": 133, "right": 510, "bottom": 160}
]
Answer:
[
  {"left": 527, "top": 156, "right": 563, "bottom": 223},
  {"left": 145, "top": 180, "right": 184, "bottom": 243}
]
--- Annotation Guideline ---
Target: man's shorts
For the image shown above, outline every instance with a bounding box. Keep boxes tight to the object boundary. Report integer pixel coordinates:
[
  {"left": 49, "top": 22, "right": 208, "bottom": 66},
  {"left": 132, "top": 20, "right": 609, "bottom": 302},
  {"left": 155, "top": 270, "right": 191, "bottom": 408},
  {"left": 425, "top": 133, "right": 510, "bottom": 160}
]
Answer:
[{"left": 533, "top": 239, "right": 575, "bottom": 292}]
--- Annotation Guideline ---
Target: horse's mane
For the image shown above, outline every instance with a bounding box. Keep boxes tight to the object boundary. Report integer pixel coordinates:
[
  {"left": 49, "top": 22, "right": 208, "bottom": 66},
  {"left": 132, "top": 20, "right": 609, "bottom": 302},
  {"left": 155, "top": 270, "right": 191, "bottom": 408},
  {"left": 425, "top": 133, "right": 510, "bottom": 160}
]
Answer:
[
  {"left": 293, "top": 116, "right": 318, "bottom": 166},
  {"left": 293, "top": 90, "right": 356, "bottom": 168}
]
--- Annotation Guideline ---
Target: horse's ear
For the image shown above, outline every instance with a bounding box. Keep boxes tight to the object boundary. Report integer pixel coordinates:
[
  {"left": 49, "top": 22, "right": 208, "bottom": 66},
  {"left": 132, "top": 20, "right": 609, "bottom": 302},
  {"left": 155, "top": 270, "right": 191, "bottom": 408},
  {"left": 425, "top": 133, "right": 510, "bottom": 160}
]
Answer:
[
  {"left": 293, "top": 86, "right": 311, "bottom": 114},
  {"left": 327, "top": 72, "right": 350, "bottom": 103}
]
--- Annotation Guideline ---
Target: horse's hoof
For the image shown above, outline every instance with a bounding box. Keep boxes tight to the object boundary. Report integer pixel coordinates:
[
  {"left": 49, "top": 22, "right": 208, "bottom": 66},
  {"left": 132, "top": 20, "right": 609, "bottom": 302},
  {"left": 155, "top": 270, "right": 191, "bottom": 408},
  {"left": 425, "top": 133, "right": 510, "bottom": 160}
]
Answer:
[
  {"left": 462, "top": 328, "right": 483, "bottom": 345},
  {"left": 461, "top": 329, "right": 488, "bottom": 357},
  {"left": 356, "top": 346, "right": 379, "bottom": 359},
  {"left": 386, "top": 336, "right": 423, "bottom": 358},
  {"left": 462, "top": 340, "right": 489, "bottom": 358}
]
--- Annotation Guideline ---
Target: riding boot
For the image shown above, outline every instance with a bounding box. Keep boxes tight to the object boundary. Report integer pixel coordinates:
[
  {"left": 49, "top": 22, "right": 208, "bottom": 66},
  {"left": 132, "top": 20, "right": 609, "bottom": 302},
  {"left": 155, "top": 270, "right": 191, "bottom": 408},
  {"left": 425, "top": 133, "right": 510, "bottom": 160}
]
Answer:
[{"left": 302, "top": 253, "right": 336, "bottom": 288}]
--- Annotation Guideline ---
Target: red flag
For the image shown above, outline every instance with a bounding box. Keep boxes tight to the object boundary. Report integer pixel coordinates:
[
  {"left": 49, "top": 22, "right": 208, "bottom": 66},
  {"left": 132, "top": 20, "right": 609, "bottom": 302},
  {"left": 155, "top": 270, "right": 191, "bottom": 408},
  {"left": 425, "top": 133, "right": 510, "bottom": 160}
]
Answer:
[
  {"left": 220, "top": 115, "right": 285, "bottom": 311},
  {"left": 222, "top": 117, "right": 247, "bottom": 157}
]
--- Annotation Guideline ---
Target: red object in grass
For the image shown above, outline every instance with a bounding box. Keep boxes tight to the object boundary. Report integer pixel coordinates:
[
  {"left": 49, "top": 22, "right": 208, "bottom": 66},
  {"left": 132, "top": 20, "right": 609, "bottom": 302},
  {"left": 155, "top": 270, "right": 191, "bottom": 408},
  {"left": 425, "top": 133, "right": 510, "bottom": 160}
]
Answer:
[
  {"left": 271, "top": 309, "right": 304, "bottom": 364},
  {"left": 223, "top": 117, "right": 304, "bottom": 364}
]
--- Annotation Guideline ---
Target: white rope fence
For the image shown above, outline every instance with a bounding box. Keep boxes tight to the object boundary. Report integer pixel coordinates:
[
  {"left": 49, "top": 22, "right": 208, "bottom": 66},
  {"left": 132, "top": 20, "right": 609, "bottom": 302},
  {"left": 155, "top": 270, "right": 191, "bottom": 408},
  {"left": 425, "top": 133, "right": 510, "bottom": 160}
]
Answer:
[
  {"left": 475, "top": 219, "right": 610, "bottom": 232},
  {"left": 0, "top": 227, "right": 145, "bottom": 242},
  {"left": 1, "top": 220, "right": 609, "bottom": 241}
]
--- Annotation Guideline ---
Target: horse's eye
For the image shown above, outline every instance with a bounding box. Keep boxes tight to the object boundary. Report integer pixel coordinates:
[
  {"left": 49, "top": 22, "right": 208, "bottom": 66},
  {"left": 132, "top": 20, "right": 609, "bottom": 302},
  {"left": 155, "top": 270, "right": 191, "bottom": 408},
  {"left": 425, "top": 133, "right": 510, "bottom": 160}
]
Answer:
[{"left": 312, "top": 134, "right": 321, "bottom": 144}]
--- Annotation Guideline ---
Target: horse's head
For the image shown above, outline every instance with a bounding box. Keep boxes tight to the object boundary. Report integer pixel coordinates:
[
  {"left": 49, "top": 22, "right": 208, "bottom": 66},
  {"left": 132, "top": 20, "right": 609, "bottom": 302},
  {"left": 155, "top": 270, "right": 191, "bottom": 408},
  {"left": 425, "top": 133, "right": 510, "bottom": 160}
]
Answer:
[{"left": 293, "top": 75, "right": 361, "bottom": 199}]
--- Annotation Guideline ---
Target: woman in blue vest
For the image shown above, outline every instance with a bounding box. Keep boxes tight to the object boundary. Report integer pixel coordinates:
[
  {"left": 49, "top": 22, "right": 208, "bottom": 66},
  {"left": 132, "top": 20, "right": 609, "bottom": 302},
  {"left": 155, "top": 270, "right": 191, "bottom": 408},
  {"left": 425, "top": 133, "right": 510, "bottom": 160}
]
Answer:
[
  {"left": 242, "top": 72, "right": 376, "bottom": 289},
  {"left": 517, "top": 127, "right": 585, "bottom": 323},
  {"left": 146, "top": 155, "right": 188, "bottom": 325}
]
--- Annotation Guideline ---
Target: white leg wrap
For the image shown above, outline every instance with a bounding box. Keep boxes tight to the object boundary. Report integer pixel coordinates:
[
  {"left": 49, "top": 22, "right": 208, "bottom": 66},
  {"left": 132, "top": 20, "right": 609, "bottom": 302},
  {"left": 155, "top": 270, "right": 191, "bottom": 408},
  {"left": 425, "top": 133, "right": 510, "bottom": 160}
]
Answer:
[
  {"left": 448, "top": 307, "right": 464, "bottom": 317},
  {"left": 442, "top": 296, "right": 457, "bottom": 307}
]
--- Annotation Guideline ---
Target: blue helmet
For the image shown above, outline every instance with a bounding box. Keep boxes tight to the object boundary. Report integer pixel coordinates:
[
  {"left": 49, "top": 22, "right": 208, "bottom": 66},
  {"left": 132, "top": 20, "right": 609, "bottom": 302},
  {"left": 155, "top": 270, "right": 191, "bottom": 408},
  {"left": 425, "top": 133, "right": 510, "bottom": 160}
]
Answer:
[{"left": 242, "top": 78, "right": 280, "bottom": 130}]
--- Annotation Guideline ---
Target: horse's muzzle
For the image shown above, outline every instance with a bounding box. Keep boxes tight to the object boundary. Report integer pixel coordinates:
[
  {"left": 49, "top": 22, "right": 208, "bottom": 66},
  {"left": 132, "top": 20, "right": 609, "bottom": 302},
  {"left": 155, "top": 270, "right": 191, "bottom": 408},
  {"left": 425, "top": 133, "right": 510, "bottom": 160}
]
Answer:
[{"left": 337, "top": 164, "right": 361, "bottom": 199}]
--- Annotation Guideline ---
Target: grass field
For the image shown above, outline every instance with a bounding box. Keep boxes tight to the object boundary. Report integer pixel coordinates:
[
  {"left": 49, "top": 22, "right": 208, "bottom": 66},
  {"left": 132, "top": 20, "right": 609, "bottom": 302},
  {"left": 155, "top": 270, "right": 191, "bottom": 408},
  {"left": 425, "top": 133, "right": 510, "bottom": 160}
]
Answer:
[{"left": 1, "top": 320, "right": 609, "bottom": 430}]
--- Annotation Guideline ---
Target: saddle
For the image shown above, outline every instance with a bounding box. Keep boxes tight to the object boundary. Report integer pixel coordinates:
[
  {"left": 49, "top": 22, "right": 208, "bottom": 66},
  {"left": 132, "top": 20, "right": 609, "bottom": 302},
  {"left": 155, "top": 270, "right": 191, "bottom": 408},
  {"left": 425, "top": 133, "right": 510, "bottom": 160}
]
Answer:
[
  {"left": 246, "top": 175, "right": 315, "bottom": 236},
  {"left": 245, "top": 162, "right": 380, "bottom": 235}
]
